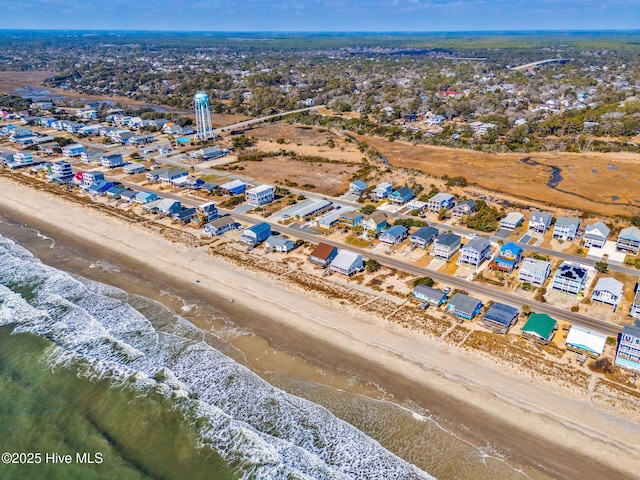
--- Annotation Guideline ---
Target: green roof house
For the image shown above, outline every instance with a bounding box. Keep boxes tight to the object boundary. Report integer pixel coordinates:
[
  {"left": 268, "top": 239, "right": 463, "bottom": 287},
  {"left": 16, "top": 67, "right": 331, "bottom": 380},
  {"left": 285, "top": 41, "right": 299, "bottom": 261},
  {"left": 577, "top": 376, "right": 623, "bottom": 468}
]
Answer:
[{"left": 521, "top": 313, "right": 558, "bottom": 344}]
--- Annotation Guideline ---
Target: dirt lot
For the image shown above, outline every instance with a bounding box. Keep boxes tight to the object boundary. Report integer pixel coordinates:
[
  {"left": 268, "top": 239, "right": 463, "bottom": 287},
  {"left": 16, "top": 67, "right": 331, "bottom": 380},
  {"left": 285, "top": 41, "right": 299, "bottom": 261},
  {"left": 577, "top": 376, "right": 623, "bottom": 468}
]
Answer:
[
  {"left": 357, "top": 135, "right": 640, "bottom": 217},
  {"left": 230, "top": 155, "right": 361, "bottom": 197}
]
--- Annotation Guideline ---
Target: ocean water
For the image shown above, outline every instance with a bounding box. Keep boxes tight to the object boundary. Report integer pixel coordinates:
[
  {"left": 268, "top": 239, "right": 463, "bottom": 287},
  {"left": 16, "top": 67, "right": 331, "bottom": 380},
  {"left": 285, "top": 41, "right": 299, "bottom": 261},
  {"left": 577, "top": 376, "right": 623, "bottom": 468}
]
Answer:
[{"left": 0, "top": 233, "right": 433, "bottom": 480}]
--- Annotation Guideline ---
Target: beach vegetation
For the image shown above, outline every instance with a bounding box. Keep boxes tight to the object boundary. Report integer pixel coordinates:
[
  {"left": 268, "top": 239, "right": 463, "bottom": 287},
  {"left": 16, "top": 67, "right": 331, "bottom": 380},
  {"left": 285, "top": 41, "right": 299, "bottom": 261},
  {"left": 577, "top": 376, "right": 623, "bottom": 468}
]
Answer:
[{"left": 412, "top": 277, "right": 434, "bottom": 288}]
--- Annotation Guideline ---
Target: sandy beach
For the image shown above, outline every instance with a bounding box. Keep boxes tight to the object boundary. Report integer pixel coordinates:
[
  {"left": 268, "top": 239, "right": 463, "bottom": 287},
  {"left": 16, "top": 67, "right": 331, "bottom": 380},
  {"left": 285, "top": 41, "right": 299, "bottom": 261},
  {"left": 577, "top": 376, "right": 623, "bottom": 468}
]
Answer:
[{"left": 1, "top": 175, "right": 639, "bottom": 480}]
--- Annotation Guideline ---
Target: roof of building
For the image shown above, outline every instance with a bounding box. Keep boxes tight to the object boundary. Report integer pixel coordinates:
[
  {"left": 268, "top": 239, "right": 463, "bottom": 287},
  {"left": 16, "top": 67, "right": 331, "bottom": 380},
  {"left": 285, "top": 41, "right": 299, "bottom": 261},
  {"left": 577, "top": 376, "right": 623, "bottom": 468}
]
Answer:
[
  {"left": 584, "top": 221, "right": 610, "bottom": 238},
  {"left": 293, "top": 199, "right": 332, "bottom": 217},
  {"left": 454, "top": 200, "right": 475, "bottom": 210},
  {"left": 430, "top": 192, "right": 455, "bottom": 203},
  {"left": 555, "top": 216, "right": 581, "bottom": 228},
  {"left": 463, "top": 236, "right": 491, "bottom": 253},
  {"left": 208, "top": 216, "right": 235, "bottom": 228},
  {"left": 375, "top": 182, "right": 392, "bottom": 190},
  {"left": 413, "top": 284, "right": 446, "bottom": 300},
  {"left": 158, "top": 199, "right": 181, "bottom": 212},
  {"left": 310, "top": 242, "right": 337, "bottom": 260},
  {"left": 266, "top": 235, "right": 294, "bottom": 248},
  {"left": 521, "top": 257, "right": 551, "bottom": 274},
  {"left": 120, "top": 189, "right": 137, "bottom": 199},
  {"left": 411, "top": 226, "right": 439, "bottom": 240},
  {"left": 435, "top": 232, "right": 461, "bottom": 247},
  {"left": 392, "top": 186, "right": 414, "bottom": 198},
  {"left": 593, "top": 277, "right": 623, "bottom": 296},
  {"left": 501, "top": 212, "right": 524, "bottom": 224},
  {"left": 220, "top": 179, "right": 246, "bottom": 190},
  {"left": 247, "top": 222, "right": 271, "bottom": 236},
  {"left": 382, "top": 225, "right": 408, "bottom": 237},
  {"left": 350, "top": 180, "right": 367, "bottom": 189},
  {"left": 622, "top": 321, "right": 640, "bottom": 339},
  {"left": 331, "top": 250, "right": 362, "bottom": 270},
  {"left": 448, "top": 292, "right": 482, "bottom": 314},
  {"left": 365, "top": 211, "right": 387, "bottom": 225},
  {"left": 246, "top": 184, "right": 275, "bottom": 194},
  {"left": 530, "top": 210, "right": 552, "bottom": 223},
  {"left": 500, "top": 242, "right": 522, "bottom": 255},
  {"left": 555, "top": 262, "right": 587, "bottom": 281},
  {"left": 340, "top": 210, "right": 363, "bottom": 220},
  {"left": 565, "top": 326, "right": 607, "bottom": 356},
  {"left": 522, "top": 313, "right": 557, "bottom": 339},
  {"left": 483, "top": 303, "right": 519, "bottom": 327},
  {"left": 619, "top": 226, "right": 640, "bottom": 242}
]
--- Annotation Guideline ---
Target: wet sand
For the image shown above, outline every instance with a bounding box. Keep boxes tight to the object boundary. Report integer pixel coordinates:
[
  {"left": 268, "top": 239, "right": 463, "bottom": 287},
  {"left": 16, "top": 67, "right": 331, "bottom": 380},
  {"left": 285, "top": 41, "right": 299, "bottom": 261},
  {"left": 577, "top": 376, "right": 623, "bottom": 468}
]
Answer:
[{"left": 0, "top": 177, "right": 638, "bottom": 480}]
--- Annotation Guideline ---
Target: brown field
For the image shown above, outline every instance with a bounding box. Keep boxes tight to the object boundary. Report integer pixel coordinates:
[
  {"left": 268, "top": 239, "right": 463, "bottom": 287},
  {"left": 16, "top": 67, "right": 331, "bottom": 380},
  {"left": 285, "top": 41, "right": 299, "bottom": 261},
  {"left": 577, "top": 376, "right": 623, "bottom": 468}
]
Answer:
[
  {"left": 357, "top": 135, "right": 640, "bottom": 217},
  {"left": 0, "top": 70, "right": 58, "bottom": 93},
  {"left": 230, "top": 154, "right": 360, "bottom": 197}
]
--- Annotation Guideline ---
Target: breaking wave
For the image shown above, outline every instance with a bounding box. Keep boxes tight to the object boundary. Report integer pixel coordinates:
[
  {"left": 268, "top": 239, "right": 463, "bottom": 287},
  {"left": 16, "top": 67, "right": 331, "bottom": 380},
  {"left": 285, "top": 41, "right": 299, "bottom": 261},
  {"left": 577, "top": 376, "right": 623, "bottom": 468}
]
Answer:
[{"left": 0, "top": 234, "right": 433, "bottom": 480}]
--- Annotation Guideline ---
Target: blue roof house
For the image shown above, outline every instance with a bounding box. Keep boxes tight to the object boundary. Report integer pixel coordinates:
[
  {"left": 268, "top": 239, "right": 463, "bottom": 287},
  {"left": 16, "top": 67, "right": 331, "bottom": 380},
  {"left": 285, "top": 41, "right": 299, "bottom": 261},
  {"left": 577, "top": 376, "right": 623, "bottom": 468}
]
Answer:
[
  {"left": 241, "top": 222, "right": 271, "bottom": 246},
  {"left": 389, "top": 186, "right": 414, "bottom": 205},
  {"left": 135, "top": 191, "right": 159, "bottom": 204},
  {"left": 410, "top": 226, "right": 439, "bottom": 249},
  {"left": 446, "top": 293, "right": 483, "bottom": 320},
  {"left": 379, "top": 225, "right": 408, "bottom": 244},
  {"left": 482, "top": 303, "right": 519, "bottom": 334},
  {"left": 88, "top": 180, "right": 113, "bottom": 195},
  {"left": 489, "top": 242, "right": 523, "bottom": 273},
  {"left": 349, "top": 180, "right": 368, "bottom": 196}
]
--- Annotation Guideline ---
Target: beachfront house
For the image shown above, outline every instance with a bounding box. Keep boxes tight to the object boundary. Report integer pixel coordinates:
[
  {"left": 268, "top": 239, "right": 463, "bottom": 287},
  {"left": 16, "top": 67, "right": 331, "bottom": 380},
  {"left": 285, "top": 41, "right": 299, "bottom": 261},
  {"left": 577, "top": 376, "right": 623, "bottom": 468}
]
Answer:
[
  {"left": 123, "top": 163, "right": 147, "bottom": 175},
  {"left": 451, "top": 200, "right": 476, "bottom": 219},
  {"left": 552, "top": 262, "right": 588, "bottom": 295},
  {"left": 518, "top": 258, "right": 551, "bottom": 286},
  {"left": 80, "top": 149, "right": 104, "bottom": 165},
  {"left": 431, "top": 233, "right": 461, "bottom": 260},
  {"left": 119, "top": 189, "right": 137, "bottom": 203},
  {"left": 591, "top": 277, "right": 623, "bottom": 312},
  {"left": 521, "top": 313, "right": 557, "bottom": 345},
  {"left": 457, "top": 237, "right": 492, "bottom": 268},
  {"left": 615, "top": 322, "right": 640, "bottom": 372},
  {"left": 482, "top": 303, "right": 519, "bottom": 334},
  {"left": 583, "top": 221, "right": 610, "bottom": 249},
  {"left": 372, "top": 182, "right": 393, "bottom": 200},
  {"left": 265, "top": 235, "right": 295, "bottom": 253},
  {"left": 528, "top": 210, "right": 552, "bottom": 234},
  {"left": 240, "top": 222, "right": 271, "bottom": 247},
  {"left": 489, "top": 242, "right": 523, "bottom": 273},
  {"left": 446, "top": 293, "right": 483, "bottom": 320},
  {"left": 499, "top": 212, "right": 524, "bottom": 231},
  {"left": 565, "top": 326, "right": 607, "bottom": 358},
  {"left": 553, "top": 217, "right": 581, "bottom": 241},
  {"left": 219, "top": 179, "right": 247, "bottom": 196},
  {"left": 389, "top": 186, "right": 414, "bottom": 205},
  {"left": 49, "top": 161, "right": 73, "bottom": 182},
  {"left": 410, "top": 226, "right": 439, "bottom": 249},
  {"left": 157, "top": 199, "right": 182, "bottom": 215},
  {"left": 134, "top": 191, "right": 158, "bottom": 204},
  {"left": 379, "top": 225, "right": 408, "bottom": 245},
  {"left": 245, "top": 184, "right": 276, "bottom": 206},
  {"left": 616, "top": 227, "right": 640, "bottom": 255},
  {"left": 100, "top": 153, "right": 124, "bottom": 169},
  {"left": 413, "top": 285, "right": 447, "bottom": 306},
  {"left": 88, "top": 180, "right": 113, "bottom": 195},
  {"left": 363, "top": 212, "right": 388, "bottom": 236},
  {"left": 61, "top": 143, "right": 85, "bottom": 158},
  {"left": 9, "top": 151, "right": 34, "bottom": 168},
  {"left": 336, "top": 211, "right": 364, "bottom": 230},
  {"left": 330, "top": 250, "right": 363, "bottom": 276},
  {"left": 203, "top": 217, "right": 235, "bottom": 237},
  {"left": 349, "top": 180, "right": 368, "bottom": 196},
  {"left": 427, "top": 193, "right": 455, "bottom": 213},
  {"left": 309, "top": 242, "right": 338, "bottom": 268},
  {"left": 106, "top": 186, "right": 125, "bottom": 199},
  {"left": 197, "top": 202, "right": 219, "bottom": 222}
]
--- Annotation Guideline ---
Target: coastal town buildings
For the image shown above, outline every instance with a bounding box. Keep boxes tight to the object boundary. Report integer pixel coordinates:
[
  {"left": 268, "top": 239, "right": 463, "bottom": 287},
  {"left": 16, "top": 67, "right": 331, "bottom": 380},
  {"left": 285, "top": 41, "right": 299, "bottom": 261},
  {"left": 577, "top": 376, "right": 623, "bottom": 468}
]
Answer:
[
  {"left": 245, "top": 184, "right": 276, "bottom": 206},
  {"left": 518, "top": 258, "right": 552, "bottom": 286},
  {"left": 616, "top": 227, "right": 640, "bottom": 255},
  {"left": 552, "top": 262, "right": 588, "bottom": 295},
  {"left": 583, "top": 221, "right": 610, "bottom": 248},
  {"left": 553, "top": 217, "right": 581, "bottom": 241}
]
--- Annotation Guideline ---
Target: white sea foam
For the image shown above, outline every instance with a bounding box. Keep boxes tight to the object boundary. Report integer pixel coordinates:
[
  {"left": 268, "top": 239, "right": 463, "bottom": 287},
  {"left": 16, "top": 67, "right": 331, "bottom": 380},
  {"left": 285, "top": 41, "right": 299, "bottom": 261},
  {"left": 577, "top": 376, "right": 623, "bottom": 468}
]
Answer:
[{"left": 0, "top": 234, "right": 434, "bottom": 480}]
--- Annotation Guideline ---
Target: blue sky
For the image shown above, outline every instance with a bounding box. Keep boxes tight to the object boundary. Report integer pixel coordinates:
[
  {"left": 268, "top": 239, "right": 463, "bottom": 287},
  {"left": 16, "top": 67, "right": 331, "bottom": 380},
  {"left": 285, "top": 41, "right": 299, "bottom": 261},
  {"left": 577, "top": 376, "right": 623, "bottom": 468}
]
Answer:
[{"left": 1, "top": 0, "right": 638, "bottom": 31}]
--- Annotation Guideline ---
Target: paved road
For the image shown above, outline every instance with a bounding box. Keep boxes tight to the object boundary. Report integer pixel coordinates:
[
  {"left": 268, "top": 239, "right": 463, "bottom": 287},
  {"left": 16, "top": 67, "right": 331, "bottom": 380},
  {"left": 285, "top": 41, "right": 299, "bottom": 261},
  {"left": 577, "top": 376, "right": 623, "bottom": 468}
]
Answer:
[
  {"left": 213, "top": 105, "right": 324, "bottom": 136},
  {"left": 510, "top": 58, "right": 570, "bottom": 71}
]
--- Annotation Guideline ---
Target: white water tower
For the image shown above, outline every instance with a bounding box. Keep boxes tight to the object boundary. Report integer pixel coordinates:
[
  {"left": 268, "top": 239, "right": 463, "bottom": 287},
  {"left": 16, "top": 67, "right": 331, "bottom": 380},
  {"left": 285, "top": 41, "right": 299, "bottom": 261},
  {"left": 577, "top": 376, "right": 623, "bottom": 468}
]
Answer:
[{"left": 194, "top": 91, "right": 214, "bottom": 141}]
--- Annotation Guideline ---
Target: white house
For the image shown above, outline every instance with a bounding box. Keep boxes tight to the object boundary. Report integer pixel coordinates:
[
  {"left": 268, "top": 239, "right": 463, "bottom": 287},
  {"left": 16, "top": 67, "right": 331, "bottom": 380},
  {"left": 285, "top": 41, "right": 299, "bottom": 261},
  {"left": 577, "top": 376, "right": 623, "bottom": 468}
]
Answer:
[
  {"left": 528, "top": 210, "right": 552, "bottom": 234},
  {"left": 61, "top": 143, "right": 85, "bottom": 158},
  {"left": 518, "top": 258, "right": 551, "bottom": 286},
  {"left": 499, "top": 212, "right": 524, "bottom": 230},
  {"left": 330, "top": 250, "right": 363, "bottom": 276},
  {"left": 552, "top": 262, "right": 588, "bottom": 295},
  {"left": 457, "top": 237, "right": 492, "bottom": 268},
  {"left": 583, "top": 221, "right": 610, "bottom": 249},
  {"left": 591, "top": 277, "right": 623, "bottom": 312},
  {"left": 245, "top": 184, "right": 276, "bottom": 206},
  {"left": 553, "top": 217, "right": 581, "bottom": 241},
  {"left": 372, "top": 182, "right": 393, "bottom": 200},
  {"left": 427, "top": 193, "right": 455, "bottom": 213}
]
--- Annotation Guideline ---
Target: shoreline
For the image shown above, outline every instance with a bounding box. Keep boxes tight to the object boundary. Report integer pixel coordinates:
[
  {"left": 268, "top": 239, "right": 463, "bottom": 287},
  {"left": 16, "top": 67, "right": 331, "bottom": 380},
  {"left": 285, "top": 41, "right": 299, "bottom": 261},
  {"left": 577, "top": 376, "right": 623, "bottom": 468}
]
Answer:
[{"left": 0, "top": 175, "right": 639, "bottom": 480}]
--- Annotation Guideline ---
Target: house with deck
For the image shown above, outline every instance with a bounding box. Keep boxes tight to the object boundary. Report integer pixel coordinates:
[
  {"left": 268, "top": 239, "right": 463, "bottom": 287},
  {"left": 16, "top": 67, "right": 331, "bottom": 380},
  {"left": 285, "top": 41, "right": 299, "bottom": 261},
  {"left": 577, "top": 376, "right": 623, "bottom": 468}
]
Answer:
[
  {"left": 458, "top": 237, "right": 492, "bottom": 268},
  {"left": 330, "top": 250, "right": 363, "bottom": 276},
  {"left": 100, "top": 153, "right": 124, "bottom": 168},
  {"left": 518, "top": 258, "right": 551, "bottom": 286},
  {"left": 615, "top": 322, "right": 640, "bottom": 372},
  {"left": 552, "top": 262, "right": 588, "bottom": 295},
  {"left": 528, "top": 210, "right": 552, "bottom": 234},
  {"left": 565, "top": 326, "right": 607, "bottom": 358},
  {"left": 431, "top": 233, "right": 461, "bottom": 260},
  {"left": 336, "top": 211, "right": 364, "bottom": 230},
  {"left": 349, "top": 180, "right": 368, "bottom": 196},
  {"left": 88, "top": 180, "right": 113, "bottom": 195},
  {"left": 521, "top": 313, "right": 557, "bottom": 344},
  {"left": 191, "top": 146, "right": 226, "bottom": 161},
  {"left": 134, "top": 191, "right": 158, "bottom": 204},
  {"left": 446, "top": 293, "right": 483, "bottom": 320},
  {"left": 240, "top": 222, "right": 271, "bottom": 246},
  {"left": 219, "top": 179, "right": 247, "bottom": 196},
  {"left": 49, "top": 161, "right": 73, "bottom": 182},
  {"left": 61, "top": 143, "right": 85, "bottom": 158},
  {"left": 318, "top": 207, "right": 354, "bottom": 229},
  {"left": 246, "top": 184, "right": 276, "bottom": 206},
  {"left": 413, "top": 285, "right": 447, "bottom": 306},
  {"left": 489, "top": 242, "right": 523, "bottom": 273},
  {"left": 123, "top": 163, "right": 147, "bottom": 175},
  {"left": 389, "top": 186, "right": 414, "bottom": 205},
  {"left": 265, "top": 236, "right": 295, "bottom": 253},
  {"left": 379, "top": 225, "right": 408, "bottom": 245},
  {"left": 372, "top": 182, "right": 393, "bottom": 200},
  {"left": 203, "top": 217, "right": 235, "bottom": 237},
  {"left": 363, "top": 212, "right": 388, "bottom": 236},
  {"left": 451, "top": 201, "right": 475, "bottom": 219},
  {"left": 410, "top": 226, "right": 439, "bottom": 249},
  {"left": 499, "top": 212, "right": 524, "bottom": 231},
  {"left": 309, "top": 243, "right": 338, "bottom": 268},
  {"left": 583, "top": 221, "right": 610, "bottom": 249},
  {"left": 616, "top": 226, "right": 640, "bottom": 255},
  {"left": 80, "top": 149, "right": 104, "bottom": 165},
  {"left": 591, "top": 277, "right": 623, "bottom": 312},
  {"left": 9, "top": 151, "right": 34, "bottom": 168},
  {"left": 427, "top": 193, "right": 455, "bottom": 213},
  {"left": 197, "top": 202, "right": 219, "bottom": 222},
  {"left": 158, "top": 168, "right": 188, "bottom": 184},
  {"left": 156, "top": 199, "right": 182, "bottom": 215},
  {"left": 553, "top": 217, "right": 581, "bottom": 241},
  {"left": 482, "top": 303, "right": 519, "bottom": 334}
]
